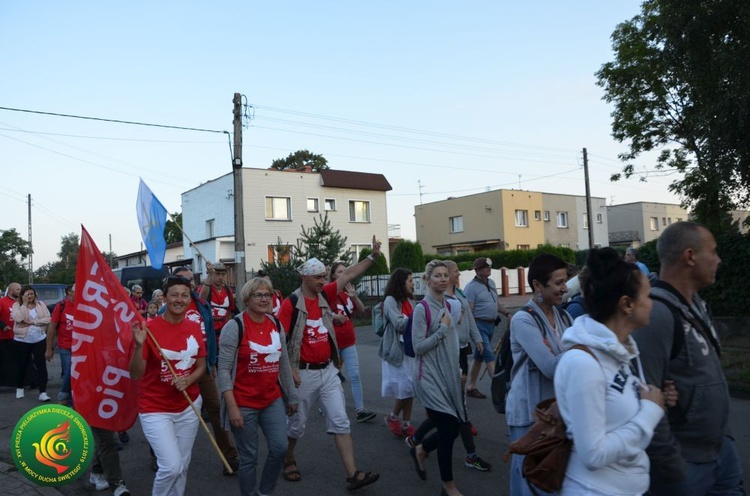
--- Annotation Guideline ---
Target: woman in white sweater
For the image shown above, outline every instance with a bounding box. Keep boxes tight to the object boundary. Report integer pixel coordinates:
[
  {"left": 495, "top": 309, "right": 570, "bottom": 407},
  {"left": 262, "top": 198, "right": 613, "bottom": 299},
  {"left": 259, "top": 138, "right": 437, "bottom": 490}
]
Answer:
[{"left": 554, "top": 247, "right": 665, "bottom": 495}]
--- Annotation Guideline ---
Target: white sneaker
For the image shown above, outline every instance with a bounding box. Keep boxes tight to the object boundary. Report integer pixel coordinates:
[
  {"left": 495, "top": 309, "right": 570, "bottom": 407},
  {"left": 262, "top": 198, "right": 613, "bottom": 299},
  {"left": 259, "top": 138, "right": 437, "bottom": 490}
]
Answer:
[
  {"left": 16, "top": 388, "right": 24, "bottom": 399},
  {"left": 39, "top": 392, "right": 51, "bottom": 402},
  {"left": 89, "top": 472, "right": 109, "bottom": 491},
  {"left": 113, "top": 480, "right": 130, "bottom": 496}
]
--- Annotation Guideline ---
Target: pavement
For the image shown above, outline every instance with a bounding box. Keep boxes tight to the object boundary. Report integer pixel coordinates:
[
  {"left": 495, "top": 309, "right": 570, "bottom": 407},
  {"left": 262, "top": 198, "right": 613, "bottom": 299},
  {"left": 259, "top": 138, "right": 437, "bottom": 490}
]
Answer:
[{"left": 1, "top": 293, "right": 748, "bottom": 495}]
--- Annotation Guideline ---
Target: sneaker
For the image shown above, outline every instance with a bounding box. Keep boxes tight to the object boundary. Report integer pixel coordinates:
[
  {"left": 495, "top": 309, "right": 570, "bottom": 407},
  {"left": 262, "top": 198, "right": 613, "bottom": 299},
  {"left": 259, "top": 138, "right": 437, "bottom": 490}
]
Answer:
[
  {"left": 39, "top": 392, "right": 51, "bottom": 402},
  {"left": 466, "top": 388, "right": 487, "bottom": 399},
  {"left": 385, "top": 415, "right": 404, "bottom": 437},
  {"left": 89, "top": 472, "right": 109, "bottom": 491},
  {"left": 469, "top": 422, "right": 478, "bottom": 436},
  {"left": 403, "top": 424, "right": 417, "bottom": 438},
  {"left": 404, "top": 435, "right": 418, "bottom": 448},
  {"left": 113, "top": 480, "right": 130, "bottom": 496},
  {"left": 118, "top": 431, "right": 130, "bottom": 443},
  {"left": 16, "top": 388, "right": 24, "bottom": 399},
  {"left": 465, "top": 455, "right": 492, "bottom": 472},
  {"left": 356, "top": 410, "right": 377, "bottom": 423}
]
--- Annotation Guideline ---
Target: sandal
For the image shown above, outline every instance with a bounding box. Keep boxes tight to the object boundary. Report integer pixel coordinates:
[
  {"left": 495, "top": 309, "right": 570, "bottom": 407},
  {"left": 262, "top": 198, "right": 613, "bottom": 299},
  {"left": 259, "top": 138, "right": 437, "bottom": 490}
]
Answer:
[
  {"left": 346, "top": 470, "right": 380, "bottom": 491},
  {"left": 466, "top": 388, "right": 487, "bottom": 399},
  {"left": 282, "top": 459, "right": 301, "bottom": 482}
]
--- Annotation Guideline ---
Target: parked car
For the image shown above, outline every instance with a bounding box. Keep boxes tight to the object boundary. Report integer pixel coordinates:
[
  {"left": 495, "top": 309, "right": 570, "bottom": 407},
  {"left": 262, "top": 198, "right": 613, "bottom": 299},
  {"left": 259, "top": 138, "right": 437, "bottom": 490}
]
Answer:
[
  {"left": 32, "top": 283, "right": 68, "bottom": 312},
  {"left": 112, "top": 266, "right": 169, "bottom": 302}
]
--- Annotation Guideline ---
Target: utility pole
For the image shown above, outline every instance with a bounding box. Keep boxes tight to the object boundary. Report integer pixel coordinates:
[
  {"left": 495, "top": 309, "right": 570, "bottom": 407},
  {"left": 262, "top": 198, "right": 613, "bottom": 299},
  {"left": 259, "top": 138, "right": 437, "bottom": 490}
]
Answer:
[
  {"left": 583, "top": 148, "right": 595, "bottom": 250},
  {"left": 232, "top": 93, "right": 247, "bottom": 307},
  {"left": 109, "top": 234, "right": 114, "bottom": 267},
  {"left": 28, "top": 194, "right": 33, "bottom": 283},
  {"left": 418, "top": 180, "right": 424, "bottom": 205}
]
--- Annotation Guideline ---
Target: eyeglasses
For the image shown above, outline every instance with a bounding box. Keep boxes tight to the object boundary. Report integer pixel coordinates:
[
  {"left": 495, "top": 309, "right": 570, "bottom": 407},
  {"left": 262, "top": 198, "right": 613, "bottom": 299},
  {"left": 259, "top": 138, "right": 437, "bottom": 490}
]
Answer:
[{"left": 250, "top": 292, "right": 273, "bottom": 300}]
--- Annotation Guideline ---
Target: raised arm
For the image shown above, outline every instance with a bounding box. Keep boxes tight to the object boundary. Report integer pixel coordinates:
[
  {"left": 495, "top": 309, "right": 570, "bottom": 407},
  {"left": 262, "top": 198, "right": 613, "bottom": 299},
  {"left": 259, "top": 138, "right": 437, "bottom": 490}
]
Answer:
[{"left": 335, "top": 235, "right": 382, "bottom": 292}]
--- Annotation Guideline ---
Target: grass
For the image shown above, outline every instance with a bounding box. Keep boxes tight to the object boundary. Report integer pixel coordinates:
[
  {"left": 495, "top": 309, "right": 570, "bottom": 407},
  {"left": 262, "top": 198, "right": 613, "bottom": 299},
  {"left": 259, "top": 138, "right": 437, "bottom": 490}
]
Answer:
[{"left": 721, "top": 336, "right": 750, "bottom": 398}]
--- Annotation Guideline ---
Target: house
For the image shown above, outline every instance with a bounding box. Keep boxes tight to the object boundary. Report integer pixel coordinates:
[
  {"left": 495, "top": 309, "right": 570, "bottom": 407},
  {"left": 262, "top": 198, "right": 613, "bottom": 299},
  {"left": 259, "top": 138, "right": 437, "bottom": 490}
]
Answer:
[
  {"left": 114, "top": 242, "right": 187, "bottom": 270},
  {"left": 414, "top": 189, "right": 608, "bottom": 256},
  {"left": 607, "top": 202, "right": 688, "bottom": 247},
  {"left": 181, "top": 167, "right": 392, "bottom": 279}
]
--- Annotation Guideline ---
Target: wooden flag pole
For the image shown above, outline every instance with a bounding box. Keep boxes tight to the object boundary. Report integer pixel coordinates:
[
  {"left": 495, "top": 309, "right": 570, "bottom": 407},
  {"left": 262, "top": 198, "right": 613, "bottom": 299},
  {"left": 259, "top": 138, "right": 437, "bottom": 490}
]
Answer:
[{"left": 168, "top": 213, "right": 213, "bottom": 266}]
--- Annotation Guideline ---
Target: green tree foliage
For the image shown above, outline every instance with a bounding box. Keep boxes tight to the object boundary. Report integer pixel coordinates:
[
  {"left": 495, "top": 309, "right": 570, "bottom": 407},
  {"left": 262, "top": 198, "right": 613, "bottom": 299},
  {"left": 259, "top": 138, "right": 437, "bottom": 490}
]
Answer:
[
  {"left": 271, "top": 149, "right": 329, "bottom": 172},
  {"left": 165, "top": 212, "right": 183, "bottom": 244},
  {"left": 391, "top": 240, "right": 424, "bottom": 272},
  {"left": 295, "top": 213, "right": 350, "bottom": 267},
  {"left": 596, "top": 0, "right": 750, "bottom": 233},
  {"left": 357, "top": 247, "right": 389, "bottom": 276},
  {"left": 257, "top": 239, "right": 301, "bottom": 297},
  {"left": 34, "top": 233, "right": 80, "bottom": 283},
  {"left": 0, "top": 228, "right": 31, "bottom": 287}
]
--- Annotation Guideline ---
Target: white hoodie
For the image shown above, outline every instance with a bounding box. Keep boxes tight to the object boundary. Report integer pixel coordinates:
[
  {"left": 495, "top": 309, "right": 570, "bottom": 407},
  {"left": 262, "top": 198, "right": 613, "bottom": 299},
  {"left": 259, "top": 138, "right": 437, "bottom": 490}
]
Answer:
[{"left": 554, "top": 315, "right": 664, "bottom": 496}]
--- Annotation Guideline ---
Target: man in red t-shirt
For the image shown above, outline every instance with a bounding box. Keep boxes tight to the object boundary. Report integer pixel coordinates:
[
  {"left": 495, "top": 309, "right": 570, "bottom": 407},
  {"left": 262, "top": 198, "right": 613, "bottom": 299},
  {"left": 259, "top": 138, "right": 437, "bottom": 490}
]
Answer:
[
  {"left": 0, "top": 282, "right": 21, "bottom": 387},
  {"left": 199, "top": 262, "right": 236, "bottom": 340},
  {"left": 45, "top": 285, "right": 75, "bottom": 405},
  {"left": 279, "top": 235, "right": 382, "bottom": 491}
]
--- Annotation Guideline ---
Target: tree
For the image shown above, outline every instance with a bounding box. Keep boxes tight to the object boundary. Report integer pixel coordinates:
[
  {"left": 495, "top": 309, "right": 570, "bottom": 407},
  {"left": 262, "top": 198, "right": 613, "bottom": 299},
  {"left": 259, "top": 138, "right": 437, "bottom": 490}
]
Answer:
[
  {"left": 257, "top": 239, "right": 301, "bottom": 297},
  {"left": 596, "top": 0, "right": 750, "bottom": 233},
  {"left": 0, "top": 228, "right": 31, "bottom": 287},
  {"left": 390, "top": 240, "right": 424, "bottom": 272},
  {"left": 271, "top": 149, "right": 329, "bottom": 172},
  {"left": 357, "top": 247, "right": 389, "bottom": 276},
  {"left": 295, "top": 213, "right": 350, "bottom": 267},
  {"left": 164, "top": 212, "right": 183, "bottom": 244}
]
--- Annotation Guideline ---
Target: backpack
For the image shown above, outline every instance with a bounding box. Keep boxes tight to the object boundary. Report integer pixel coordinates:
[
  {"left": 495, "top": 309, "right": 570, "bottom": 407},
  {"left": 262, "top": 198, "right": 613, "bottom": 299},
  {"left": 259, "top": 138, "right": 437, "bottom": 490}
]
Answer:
[
  {"left": 504, "top": 344, "right": 598, "bottom": 493},
  {"left": 403, "top": 299, "right": 451, "bottom": 358},
  {"left": 232, "top": 313, "right": 282, "bottom": 343},
  {"left": 491, "top": 305, "right": 572, "bottom": 415},
  {"left": 372, "top": 301, "right": 386, "bottom": 337}
]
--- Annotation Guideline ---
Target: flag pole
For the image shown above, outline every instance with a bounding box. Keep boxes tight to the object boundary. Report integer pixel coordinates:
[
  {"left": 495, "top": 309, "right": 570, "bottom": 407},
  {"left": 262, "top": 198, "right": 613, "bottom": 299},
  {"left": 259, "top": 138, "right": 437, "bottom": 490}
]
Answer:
[
  {"left": 167, "top": 213, "right": 213, "bottom": 266},
  {"left": 144, "top": 327, "right": 233, "bottom": 474}
]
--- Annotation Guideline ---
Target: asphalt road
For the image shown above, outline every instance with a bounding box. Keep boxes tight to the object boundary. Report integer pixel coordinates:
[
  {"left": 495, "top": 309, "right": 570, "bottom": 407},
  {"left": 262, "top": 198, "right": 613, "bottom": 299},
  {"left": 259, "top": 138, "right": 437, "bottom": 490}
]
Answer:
[{"left": 2, "top": 320, "right": 748, "bottom": 495}]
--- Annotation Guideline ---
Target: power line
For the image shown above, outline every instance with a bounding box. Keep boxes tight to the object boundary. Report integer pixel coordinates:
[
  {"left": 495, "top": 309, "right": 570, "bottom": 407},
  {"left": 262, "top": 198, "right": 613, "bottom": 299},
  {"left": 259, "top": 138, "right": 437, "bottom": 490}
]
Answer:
[{"left": 0, "top": 126, "right": 224, "bottom": 144}]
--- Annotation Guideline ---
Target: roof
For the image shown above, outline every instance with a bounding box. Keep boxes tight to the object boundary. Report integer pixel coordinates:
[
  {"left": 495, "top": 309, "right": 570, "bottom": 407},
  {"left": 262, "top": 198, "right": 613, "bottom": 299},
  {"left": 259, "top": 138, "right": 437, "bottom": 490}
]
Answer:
[{"left": 319, "top": 169, "right": 392, "bottom": 192}]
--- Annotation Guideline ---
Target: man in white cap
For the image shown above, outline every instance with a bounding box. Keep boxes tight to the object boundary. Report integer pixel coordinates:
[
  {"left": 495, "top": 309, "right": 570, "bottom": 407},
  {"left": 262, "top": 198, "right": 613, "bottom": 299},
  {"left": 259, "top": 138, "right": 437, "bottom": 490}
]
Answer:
[{"left": 278, "top": 236, "right": 381, "bottom": 491}]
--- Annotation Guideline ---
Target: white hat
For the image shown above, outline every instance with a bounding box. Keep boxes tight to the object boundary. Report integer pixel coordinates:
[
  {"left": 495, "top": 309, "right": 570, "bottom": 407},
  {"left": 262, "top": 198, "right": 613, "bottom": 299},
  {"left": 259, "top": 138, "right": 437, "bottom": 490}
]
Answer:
[{"left": 297, "top": 258, "right": 326, "bottom": 276}]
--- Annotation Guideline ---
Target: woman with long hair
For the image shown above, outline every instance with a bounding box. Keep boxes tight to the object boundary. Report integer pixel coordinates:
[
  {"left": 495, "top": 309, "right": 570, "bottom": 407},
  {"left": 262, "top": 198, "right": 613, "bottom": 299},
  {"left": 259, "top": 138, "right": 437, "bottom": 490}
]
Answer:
[
  {"left": 11, "top": 285, "right": 51, "bottom": 401},
  {"left": 218, "top": 277, "right": 298, "bottom": 496},
  {"left": 328, "top": 261, "right": 376, "bottom": 422},
  {"left": 379, "top": 268, "right": 417, "bottom": 437},
  {"left": 554, "top": 248, "right": 665, "bottom": 495}
]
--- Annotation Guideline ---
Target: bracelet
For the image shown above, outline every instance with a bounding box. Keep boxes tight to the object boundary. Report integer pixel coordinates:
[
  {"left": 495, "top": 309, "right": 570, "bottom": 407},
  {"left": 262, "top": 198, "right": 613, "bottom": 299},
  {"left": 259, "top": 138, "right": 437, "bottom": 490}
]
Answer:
[{"left": 366, "top": 254, "right": 375, "bottom": 262}]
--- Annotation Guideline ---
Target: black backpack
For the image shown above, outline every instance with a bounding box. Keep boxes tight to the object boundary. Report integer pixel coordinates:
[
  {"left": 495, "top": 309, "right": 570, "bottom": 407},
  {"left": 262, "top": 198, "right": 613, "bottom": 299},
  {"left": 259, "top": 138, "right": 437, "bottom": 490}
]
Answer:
[{"left": 491, "top": 305, "right": 572, "bottom": 414}]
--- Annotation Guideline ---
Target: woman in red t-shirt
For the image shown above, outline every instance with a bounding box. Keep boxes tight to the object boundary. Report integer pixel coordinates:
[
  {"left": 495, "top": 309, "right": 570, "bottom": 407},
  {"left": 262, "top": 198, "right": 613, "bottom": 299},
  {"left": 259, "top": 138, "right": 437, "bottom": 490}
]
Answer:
[
  {"left": 328, "top": 261, "right": 377, "bottom": 423},
  {"left": 217, "top": 277, "right": 298, "bottom": 496},
  {"left": 130, "top": 276, "right": 207, "bottom": 496}
]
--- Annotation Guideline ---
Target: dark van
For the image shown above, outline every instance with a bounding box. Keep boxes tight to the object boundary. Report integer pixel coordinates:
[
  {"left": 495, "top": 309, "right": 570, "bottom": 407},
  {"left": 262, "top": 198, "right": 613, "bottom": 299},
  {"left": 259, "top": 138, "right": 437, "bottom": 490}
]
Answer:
[
  {"left": 112, "top": 266, "right": 169, "bottom": 303},
  {"left": 33, "top": 283, "right": 68, "bottom": 312}
]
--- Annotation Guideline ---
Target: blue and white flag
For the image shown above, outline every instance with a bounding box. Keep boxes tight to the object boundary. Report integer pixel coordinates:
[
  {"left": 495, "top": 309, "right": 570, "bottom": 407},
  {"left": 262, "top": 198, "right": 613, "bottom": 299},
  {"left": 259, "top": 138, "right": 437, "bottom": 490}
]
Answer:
[{"left": 136, "top": 179, "right": 168, "bottom": 269}]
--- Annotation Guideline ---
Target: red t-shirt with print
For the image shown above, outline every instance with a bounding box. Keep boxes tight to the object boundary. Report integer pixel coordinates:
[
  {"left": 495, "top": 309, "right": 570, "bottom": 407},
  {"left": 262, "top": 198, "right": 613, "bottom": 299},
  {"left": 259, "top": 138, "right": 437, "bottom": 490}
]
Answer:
[
  {"left": 270, "top": 290, "right": 283, "bottom": 318},
  {"left": 202, "top": 285, "right": 236, "bottom": 333},
  {"left": 332, "top": 291, "right": 356, "bottom": 350},
  {"left": 138, "top": 316, "right": 206, "bottom": 414},
  {"left": 279, "top": 282, "right": 338, "bottom": 364},
  {"left": 233, "top": 313, "right": 282, "bottom": 409},
  {"left": 184, "top": 299, "right": 208, "bottom": 352},
  {"left": 50, "top": 299, "right": 74, "bottom": 350},
  {"left": 0, "top": 295, "right": 16, "bottom": 340}
]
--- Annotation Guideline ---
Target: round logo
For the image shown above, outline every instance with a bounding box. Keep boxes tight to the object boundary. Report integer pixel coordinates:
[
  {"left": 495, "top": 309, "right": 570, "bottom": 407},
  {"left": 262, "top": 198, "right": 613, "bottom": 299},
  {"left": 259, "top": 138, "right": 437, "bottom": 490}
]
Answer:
[{"left": 11, "top": 405, "right": 94, "bottom": 487}]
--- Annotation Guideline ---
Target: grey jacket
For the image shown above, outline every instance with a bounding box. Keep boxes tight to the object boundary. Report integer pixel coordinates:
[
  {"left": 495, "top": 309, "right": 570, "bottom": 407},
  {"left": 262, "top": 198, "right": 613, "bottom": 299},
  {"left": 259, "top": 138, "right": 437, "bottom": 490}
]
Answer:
[
  {"left": 284, "top": 288, "right": 340, "bottom": 371},
  {"left": 446, "top": 289, "right": 481, "bottom": 348},
  {"left": 217, "top": 313, "right": 298, "bottom": 430},
  {"left": 631, "top": 280, "right": 729, "bottom": 484},
  {"left": 378, "top": 296, "right": 413, "bottom": 367},
  {"left": 412, "top": 294, "right": 465, "bottom": 422}
]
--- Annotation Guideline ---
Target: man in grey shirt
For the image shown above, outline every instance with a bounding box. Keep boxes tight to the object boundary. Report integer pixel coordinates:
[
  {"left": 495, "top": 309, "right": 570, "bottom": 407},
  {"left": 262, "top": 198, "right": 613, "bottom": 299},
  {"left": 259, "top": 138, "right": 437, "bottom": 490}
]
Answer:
[{"left": 463, "top": 257, "right": 510, "bottom": 399}]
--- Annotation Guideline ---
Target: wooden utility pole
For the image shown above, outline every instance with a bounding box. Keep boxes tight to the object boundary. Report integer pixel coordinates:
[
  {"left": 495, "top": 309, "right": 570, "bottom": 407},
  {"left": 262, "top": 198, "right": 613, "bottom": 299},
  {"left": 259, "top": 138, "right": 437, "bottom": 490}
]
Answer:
[
  {"left": 232, "top": 93, "right": 247, "bottom": 306},
  {"left": 28, "top": 194, "right": 33, "bottom": 283},
  {"left": 583, "top": 148, "right": 595, "bottom": 250}
]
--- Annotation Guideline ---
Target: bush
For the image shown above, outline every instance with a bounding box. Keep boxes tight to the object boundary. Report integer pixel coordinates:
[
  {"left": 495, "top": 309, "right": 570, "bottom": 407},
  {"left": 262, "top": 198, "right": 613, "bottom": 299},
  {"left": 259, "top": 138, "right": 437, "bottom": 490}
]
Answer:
[
  {"left": 255, "top": 260, "right": 301, "bottom": 298},
  {"left": 358, "top": 247, "right": 389, "bottom": 276},
  {"left": 423, "top": 244, "right": 575, "bottom": 272},
  {"left": 391, "top": 240, "right": 424, "bottom": 272}
]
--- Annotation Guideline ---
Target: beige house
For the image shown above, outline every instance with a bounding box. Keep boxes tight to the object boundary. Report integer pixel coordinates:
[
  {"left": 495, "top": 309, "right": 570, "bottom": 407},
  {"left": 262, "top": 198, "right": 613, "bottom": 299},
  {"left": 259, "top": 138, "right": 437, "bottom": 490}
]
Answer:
[
  {"left": 607, "top": 202, "right": 688, "bottom": 247},
  {"left": 181, "top": 167, "right": 392, "bottom": 278},
  {"left": 114, "top": 242, "right": 186, "bottom": 269},
  {"left": 414, "top": 189, "right": 608, "bottom": 256}
]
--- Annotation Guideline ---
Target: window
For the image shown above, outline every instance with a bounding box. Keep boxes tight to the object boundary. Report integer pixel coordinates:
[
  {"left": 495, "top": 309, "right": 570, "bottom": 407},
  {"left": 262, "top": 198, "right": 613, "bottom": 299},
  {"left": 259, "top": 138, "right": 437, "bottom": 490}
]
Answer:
[
  {"left": 596, "top": 213, "right": 603, "bottom": 223},
  {"left": 667, "top": 217, "right": 672, "bottom": 225},
  {"left": 307, "top": 198, "right": 319, "bottom": 212},
  {"left": 205, "top": 219, "right": 215, "bottom": 238},
  {"left": 534, "top": 210, "right": 541, "bottom": 221},
  {"left": 677, "top": 217, "right": 683, "bottom": 222},
  {"left": 582, "top": 213, "right": 589, "bottom": 229},
  {"left": 350, "top": 244, "right": 371, "bottom": 259},
  {"left": 265, "top": 196, "right": 291, "bottom": 220},
  {"left": 267, "top": 244, "right": 293, "bottom": 264},
  {"left": 449, "top": 216, "right": 464, "bottom": 233},
  {"left": 517, "top": 244, "right": 530, "bottom": 250},
  {"left": 557, "top": 211, "right": 569, "bottom": 228},
  {"left": 324, "top": 198, "right": 336, "bottom": 211},
  {"left": 650, "top": 217, "right": 659, "bottom": 231},
  {"left": 662, "top": 217, "right": 667, "bottom": 227},
  {"left": 349, "top": 200, "right": 370, "bottom": 222},
  {"left": 515, "top": 209, "right": 529, "bottom": 227},
  {"left": 543, "top": 211, "right": 550, "bottom": 222}
]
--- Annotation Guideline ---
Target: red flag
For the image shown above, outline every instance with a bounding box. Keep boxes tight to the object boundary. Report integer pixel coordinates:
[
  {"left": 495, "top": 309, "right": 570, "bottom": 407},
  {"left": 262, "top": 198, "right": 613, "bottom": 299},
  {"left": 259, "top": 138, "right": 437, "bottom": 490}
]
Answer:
[{"left": 72, "top": 226, "right": 141, "bottom": 431}]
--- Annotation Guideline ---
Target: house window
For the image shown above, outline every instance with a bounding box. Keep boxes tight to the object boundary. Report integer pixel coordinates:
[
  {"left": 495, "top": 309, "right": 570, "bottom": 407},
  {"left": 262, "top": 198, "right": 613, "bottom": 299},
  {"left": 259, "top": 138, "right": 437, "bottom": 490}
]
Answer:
[
  {"left": 205, "top": 219, "right": 215, "bottom": 238},
  {"left": 449, "top": 216, "right": 464, "bottom": 233},
  {"left": 324, "top": 198, "right": 336, "bottom": 211},
  {"left": 582, "top": 213, "right": 589, "bottom": 229},
  {"left": 557, "top": 211, "right": 569, "bottom": 228},
  {"left": 515, "top": 210, "right": 529, "bottom": 227},
  {"left": 534, "top": 210, "right": 541, "bottom": 221},
  {"left": 267, "top": 244, "right": 293, "bottom": 264},
  {"left": 307, "top": 198, "right": 319, "bottom": 212},
  {"left": 543, "top": 211, "right": 550, "bottom": 222},
  {"left": 349, "top": 200, "right": 370, "bottom": 222},
  {"left": 662, "top": 217, "right": 667, "bottom": 226},
  {"left": 650, "top": 217, "right": 659, "bottom": 231},
  {"left": 265, "top": 196, "right": 291, "bottom": 220},
  {"left": 350, "top": 244, "right": 371, "bottom": 260},
  {"left": 677, "top": 217, "right": 683, "bottom": 222},
  {"left": 596, "top": 213, "right": 603, "bottom": 223},
  {"left": 667, "top": 217, "right": 672, "bottom": 225},
  {"left": 517, "top": 244, "right": 530, "bottom": 250}
]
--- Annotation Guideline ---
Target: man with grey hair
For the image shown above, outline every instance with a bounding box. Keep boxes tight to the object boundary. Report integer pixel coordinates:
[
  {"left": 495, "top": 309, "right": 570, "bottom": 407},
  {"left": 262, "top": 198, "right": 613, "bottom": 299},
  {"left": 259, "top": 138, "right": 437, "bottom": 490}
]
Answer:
[
  {"left": 624, "top": 247, "right": 649, "bottom": 275},
  {"left": 632, "top": 221, "right": 744, "bottom": 495},
  {"left": 130, "top": 284, "right": 147, "bottom": 317},
  {"left": 278, "top": 236, "right": 381, "bottom": 491}
]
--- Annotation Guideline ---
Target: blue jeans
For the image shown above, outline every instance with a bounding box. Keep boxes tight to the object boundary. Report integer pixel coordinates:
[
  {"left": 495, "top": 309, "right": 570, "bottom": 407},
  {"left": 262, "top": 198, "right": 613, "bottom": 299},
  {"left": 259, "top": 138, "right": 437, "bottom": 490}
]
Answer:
[
  {"left": 339, "top": 345, "right": 364, "bottom": 411},
  {"left": 231, "top": 398, "right": 288, "bottom": 496},
  {"left": 509, "top": 425, "right": 557, "bottom": 496},
  {"left": 58, "top": 348, "right": 72, "bottom": 404},
  {"left": 472, "top": 320, "right": 496, "bottom": 363},
  {"left": 649, "top": 435, "right": 745, "bottom": 496}
]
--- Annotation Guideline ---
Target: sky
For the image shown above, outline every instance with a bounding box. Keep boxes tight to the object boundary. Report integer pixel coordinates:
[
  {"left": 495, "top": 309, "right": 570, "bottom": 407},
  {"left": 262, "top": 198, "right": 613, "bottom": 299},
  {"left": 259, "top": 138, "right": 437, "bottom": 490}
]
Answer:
[{"left": 0, "top": 1, "right": 682, "bottom": 269}]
